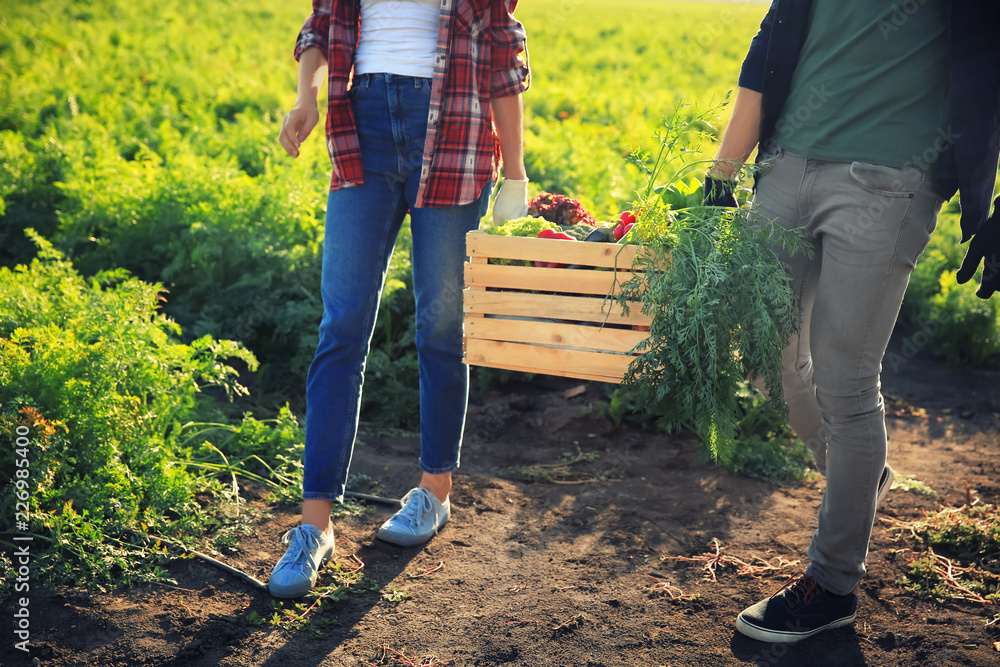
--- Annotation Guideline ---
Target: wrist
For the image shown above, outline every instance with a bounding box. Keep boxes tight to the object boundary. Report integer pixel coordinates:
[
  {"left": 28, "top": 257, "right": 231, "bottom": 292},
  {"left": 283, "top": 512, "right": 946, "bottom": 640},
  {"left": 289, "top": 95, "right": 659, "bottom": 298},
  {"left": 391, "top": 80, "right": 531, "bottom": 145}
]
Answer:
[
  {"left": 707, "top": 159, "right": 740, "bottom": 181},
  {"left": 501, "top": 163, "right": 527, "bottom": 181},
  {"left": 295, "top": 89, "right": 323, "bottom": 111}
]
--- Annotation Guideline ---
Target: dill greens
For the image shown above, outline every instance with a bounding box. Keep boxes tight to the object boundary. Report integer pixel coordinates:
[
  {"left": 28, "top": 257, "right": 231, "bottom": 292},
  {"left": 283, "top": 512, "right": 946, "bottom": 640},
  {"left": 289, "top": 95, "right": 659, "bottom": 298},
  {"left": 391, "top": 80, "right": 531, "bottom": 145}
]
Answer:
[{"left": 615, "top": 108, "right": 809, "bottom": 463}]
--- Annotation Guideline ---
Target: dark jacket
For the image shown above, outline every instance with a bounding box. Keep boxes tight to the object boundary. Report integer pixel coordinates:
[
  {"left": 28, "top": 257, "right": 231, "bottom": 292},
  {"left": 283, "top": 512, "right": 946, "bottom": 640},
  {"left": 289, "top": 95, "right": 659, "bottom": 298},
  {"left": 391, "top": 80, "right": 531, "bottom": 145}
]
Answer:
[{"left": 737, "top": 0, "right": 1000, "bottom": 240}]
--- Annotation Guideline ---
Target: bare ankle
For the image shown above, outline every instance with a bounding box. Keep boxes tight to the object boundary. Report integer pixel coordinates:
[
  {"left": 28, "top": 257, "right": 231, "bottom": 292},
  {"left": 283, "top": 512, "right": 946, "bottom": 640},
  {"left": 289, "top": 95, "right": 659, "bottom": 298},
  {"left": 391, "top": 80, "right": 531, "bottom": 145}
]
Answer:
[
  {"left": 419, "top": 472, "right": 452, "bottom": 504},
  {"left": 301, "top": 499, "right": 334, "bottom": 535}
]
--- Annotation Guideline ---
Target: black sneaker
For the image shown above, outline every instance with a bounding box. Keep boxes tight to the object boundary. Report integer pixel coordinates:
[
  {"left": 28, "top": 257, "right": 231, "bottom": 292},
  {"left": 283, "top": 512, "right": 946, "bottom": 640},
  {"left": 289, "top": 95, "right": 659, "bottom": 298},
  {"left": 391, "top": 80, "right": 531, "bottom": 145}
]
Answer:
[
  {"left": 735, "top": 574, "right": 857, "bottom": 643},
  {"left": 876, "top": 464, "right": 895, "bottom": 508}
]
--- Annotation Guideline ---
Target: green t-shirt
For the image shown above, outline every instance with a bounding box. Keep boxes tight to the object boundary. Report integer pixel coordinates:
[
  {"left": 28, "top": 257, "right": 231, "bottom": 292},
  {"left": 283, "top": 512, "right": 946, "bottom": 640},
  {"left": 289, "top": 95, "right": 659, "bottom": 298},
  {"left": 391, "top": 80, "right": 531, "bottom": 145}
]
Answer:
[{"left": 776, "top": 0, "right": 949, "bottom": 171}]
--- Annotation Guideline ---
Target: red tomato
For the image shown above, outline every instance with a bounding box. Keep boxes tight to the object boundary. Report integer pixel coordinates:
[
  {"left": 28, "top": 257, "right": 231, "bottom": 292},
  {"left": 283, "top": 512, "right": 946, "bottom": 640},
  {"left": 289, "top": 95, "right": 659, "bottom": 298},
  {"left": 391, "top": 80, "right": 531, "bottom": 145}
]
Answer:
[{"left": 535, "top": 228, "right": 573, "bottom": 268}]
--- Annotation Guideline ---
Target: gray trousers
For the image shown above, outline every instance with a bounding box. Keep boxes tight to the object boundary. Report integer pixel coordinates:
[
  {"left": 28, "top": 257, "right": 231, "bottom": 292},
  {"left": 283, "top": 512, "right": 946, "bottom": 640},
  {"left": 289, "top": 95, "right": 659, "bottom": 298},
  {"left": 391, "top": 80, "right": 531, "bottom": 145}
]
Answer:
[{"left": 752, "top": 148, "right": 944, "bottom": 595}]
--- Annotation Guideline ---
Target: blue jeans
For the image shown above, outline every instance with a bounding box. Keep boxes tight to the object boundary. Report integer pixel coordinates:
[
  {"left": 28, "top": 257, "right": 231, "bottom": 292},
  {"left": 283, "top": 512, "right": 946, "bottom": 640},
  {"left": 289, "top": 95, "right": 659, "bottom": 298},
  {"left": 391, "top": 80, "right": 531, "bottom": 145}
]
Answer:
[
  {"left": 752, "top": 148, "right": 943, "bottom": 595},
  {"left": 302, "top": 73, "right": 492, "bottom": 502}
]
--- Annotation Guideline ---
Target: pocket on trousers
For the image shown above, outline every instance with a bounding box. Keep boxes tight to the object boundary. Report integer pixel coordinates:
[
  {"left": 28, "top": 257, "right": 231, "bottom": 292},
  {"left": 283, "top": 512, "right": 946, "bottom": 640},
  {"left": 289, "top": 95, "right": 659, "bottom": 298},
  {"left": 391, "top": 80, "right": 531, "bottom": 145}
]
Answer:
[{"left": 848, "top": 162, "right": 924, "bottom": 198}]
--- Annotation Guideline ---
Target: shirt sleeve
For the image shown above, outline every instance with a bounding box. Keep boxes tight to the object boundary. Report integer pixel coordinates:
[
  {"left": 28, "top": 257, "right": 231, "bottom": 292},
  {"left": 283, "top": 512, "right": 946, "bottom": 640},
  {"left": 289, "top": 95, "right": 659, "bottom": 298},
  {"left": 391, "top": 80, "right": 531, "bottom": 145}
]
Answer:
[
  {"left": 294, "top": 0, "right": 332, "bottom": 61},
  {"left": 737, "top": 0, "right": 777, "bottom": 93},
  {"left": 489, "top": 0, "right": 531, "bottom": 98}
]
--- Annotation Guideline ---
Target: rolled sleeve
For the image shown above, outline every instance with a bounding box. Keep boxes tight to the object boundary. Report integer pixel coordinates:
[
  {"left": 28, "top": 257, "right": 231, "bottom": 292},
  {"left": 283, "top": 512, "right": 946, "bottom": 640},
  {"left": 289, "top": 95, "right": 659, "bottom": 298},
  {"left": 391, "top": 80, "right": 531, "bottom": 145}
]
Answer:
[
  {"left": 489, "top": 1, "right": 530, "bottom": 97},
  {"left": 294, "top": 0, "right": 332, "bottom": 61}
]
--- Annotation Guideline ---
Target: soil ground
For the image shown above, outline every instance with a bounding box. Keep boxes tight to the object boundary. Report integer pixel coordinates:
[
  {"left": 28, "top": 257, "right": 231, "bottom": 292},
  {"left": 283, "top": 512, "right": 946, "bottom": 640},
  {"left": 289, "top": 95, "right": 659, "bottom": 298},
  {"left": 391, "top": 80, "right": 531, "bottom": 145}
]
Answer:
[{"left": 4, "top": 336, "right": 1000, "bottom": 667}]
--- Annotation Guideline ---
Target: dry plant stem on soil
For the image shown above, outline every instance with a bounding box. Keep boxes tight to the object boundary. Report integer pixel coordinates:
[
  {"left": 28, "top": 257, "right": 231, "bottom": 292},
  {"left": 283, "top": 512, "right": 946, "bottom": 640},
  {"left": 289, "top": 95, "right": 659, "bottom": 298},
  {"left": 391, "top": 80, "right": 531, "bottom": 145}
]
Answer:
[
  {"left": 499, "top": 449, "right": 611, "bottom": 484},
  {"left": 880, "top": 502, "right": 995, "bottom": 541},
  {"left": 661, "top": 538, "right": 801, "bottom": 581},
  {"left": 898, "top": 548, "right": 995, "bottom": 605},
  {"left": 291, "top": 586, "right": 341, "bottom": 621},
  {"left": 406, "top": 561, "right": 445, "bottom": 579},
  {"left": 643, "top": 575, "right": 698, "bottom": 601},
  {"left": 362, "top": 640, "right": 453, "bottom": 667},
  {"left": 551, "top": 613, "right": 587, "bottom": 631},
  {"left": 341, "top": 554, "right": 366, "bottom": 576}
]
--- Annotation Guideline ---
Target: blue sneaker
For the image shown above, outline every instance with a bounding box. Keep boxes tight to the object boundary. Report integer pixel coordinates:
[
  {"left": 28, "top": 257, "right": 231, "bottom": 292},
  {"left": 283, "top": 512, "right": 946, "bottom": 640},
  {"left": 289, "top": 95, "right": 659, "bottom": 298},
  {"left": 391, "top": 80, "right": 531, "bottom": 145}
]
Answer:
[
  {"left": 736, "top": 573, "right": 857, "bottom": 643},
  {"left": 268, "top": 524, "right": 335, "bottom": 598},
  {"left": 377, "top": 487, "right": 450, "bottom": 547}
]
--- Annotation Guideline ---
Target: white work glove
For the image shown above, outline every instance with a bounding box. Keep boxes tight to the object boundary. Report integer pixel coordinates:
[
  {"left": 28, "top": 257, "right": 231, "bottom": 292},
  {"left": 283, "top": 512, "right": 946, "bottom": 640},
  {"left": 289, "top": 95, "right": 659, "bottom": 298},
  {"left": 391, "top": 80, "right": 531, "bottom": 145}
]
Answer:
[{"left": 492, "top": 178, "right": 529, "bottom": 226}]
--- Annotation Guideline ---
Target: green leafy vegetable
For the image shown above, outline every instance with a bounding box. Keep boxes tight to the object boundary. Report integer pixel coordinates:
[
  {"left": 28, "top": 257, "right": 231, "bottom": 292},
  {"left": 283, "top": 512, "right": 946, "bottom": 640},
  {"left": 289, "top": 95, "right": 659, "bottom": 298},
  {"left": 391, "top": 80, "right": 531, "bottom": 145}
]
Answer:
[
  {"left": 484, "top": 216, "right": 560, "bottom": 266},
  {"left": 616, "top": 106, "right": 809, "bottom": 462},
  {"left": 485, "top": 216, "right": 559, "bottom": 238}
]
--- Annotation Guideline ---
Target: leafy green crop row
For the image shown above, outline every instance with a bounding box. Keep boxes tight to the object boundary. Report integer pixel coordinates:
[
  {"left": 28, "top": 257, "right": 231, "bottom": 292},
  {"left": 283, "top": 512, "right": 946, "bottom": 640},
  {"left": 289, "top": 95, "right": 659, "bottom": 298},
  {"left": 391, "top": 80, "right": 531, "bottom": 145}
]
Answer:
[
  {"left": 0, "top": 234, "right": 304, "bottom": 589},
  {"left": 1, "top": 0, "right": 999, "bottom": 594},
  {"left": 4, "top": 0, "right": 995, "bottom": 421}
]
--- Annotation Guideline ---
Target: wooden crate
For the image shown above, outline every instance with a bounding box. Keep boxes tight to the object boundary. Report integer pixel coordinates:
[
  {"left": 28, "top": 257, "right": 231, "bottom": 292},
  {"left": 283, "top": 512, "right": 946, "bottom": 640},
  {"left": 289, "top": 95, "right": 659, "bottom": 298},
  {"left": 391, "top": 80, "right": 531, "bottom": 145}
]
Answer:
[{"left": 462, "top": 229, "right": 651, "bottom": 384}]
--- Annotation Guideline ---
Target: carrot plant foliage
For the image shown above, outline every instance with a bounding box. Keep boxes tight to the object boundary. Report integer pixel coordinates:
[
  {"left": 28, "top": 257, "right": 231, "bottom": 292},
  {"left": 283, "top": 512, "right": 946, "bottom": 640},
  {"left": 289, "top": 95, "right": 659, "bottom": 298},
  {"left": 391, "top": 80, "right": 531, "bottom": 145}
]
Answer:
[
  {"left": 616, "top": 111, "right": 808, "bottom": 462},
  {"left": 0, "top": 233, "right": 303, "bottom": 589}
]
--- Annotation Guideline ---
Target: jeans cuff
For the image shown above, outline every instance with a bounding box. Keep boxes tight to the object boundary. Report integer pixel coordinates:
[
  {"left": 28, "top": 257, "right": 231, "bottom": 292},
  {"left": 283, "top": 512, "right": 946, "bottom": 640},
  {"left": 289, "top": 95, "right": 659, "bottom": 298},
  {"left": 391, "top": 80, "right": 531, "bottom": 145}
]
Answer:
[
  {"left": 302, "top": 491, "right": 345, "bottom": 504},
  {"left": 419, "top": 460, "right": 460, "bottom": 475},
  {"left": 806, "top": 563, "right": 858, "bottom": 597}
]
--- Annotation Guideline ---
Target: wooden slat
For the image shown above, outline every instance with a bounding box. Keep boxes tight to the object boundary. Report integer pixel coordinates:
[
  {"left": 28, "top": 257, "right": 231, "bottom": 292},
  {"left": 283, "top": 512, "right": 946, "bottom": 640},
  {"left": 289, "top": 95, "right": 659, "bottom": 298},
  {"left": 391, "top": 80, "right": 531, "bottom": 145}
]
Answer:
[
  {"left": 464, "top": 316, "right": 647, "bottom": 353},
  {"left": 463, "top": 338, "right": 632, "bottom": 383},
  {"left": 464, "top": 262, "right": 642, "bottom": 296},
  {"left": 465, "top": 255, "right": 487, "bottom": 323},
  {"left": 464, "top": 290, "right": 651, "bottom": 327},
  {"left": 467, "top": 230, "right": 640, "bottom": 270}
]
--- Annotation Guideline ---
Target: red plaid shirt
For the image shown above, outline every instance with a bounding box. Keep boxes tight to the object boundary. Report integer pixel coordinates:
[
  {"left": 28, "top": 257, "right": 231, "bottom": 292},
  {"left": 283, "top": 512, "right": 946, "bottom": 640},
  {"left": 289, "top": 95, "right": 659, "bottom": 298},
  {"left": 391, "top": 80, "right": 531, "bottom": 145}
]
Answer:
[{"left": 294, "top": 0, "right": 531, "bottom": 208}]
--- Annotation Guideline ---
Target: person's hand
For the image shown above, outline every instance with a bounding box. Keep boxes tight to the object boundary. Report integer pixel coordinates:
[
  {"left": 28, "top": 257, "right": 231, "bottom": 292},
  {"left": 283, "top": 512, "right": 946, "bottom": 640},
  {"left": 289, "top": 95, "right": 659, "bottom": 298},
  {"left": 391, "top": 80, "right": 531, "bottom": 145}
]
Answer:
[
  {"left": 492, "top": 178, "right": 529, "bottom": 225},
  {"left": 279, "top": 105, "right": 320, "bottom": 158},
  {"left": 703, "top": 175, "right": 738, "bottom": 208},
  {"left": 957, "top": 196, "right": 1000, "bottom": 299}
]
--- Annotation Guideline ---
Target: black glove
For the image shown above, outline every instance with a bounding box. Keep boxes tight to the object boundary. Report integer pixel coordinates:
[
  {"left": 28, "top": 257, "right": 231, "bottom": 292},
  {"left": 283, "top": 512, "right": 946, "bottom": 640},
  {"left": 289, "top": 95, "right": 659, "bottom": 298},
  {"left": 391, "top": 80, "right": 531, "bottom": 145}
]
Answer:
[
  {"left": 703, "top": 175, "right": 738, "bottom": 208},
  {"left": 957, "top": 196, "right": 1000, "bottom": 299}
]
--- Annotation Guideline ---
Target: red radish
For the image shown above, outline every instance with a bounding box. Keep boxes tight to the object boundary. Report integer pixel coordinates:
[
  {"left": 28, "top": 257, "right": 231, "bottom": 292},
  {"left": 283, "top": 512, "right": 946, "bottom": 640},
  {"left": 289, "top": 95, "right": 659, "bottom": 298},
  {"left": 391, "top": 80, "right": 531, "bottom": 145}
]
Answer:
[
  {"left": 535, "top": 228, "right": 575, "bottom": 267},
  {"left": 619, "top": 211, "right": 637, "bottom": 226}
]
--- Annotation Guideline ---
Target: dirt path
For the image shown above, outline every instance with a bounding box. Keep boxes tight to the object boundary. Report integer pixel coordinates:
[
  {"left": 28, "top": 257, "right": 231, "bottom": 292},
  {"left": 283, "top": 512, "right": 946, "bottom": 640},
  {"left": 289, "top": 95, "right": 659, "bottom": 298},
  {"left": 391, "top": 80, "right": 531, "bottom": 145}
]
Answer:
[{"left": 4, "top": 340, "right": 999, "bottom": 666}]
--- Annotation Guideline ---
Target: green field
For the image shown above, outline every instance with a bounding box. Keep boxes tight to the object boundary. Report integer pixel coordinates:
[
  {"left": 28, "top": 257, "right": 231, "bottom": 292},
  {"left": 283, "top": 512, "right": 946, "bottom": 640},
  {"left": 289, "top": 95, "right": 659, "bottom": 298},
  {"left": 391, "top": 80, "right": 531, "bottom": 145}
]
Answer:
[
  {"left": 1, "top": 0, "right": 998, "bottom": 589},
  {"left": 0, "top": 0, "right": 776, "bottom": 395},
  {"left": 518, "top": 0, "right": 764, "bottom": 214}
]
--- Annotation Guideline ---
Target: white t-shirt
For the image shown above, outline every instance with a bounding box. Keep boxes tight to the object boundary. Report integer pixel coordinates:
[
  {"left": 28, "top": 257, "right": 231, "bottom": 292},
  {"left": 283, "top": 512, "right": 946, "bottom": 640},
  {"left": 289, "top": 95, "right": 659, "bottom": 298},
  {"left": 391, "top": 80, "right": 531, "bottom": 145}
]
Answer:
[{"left": 355, "top": 0, "right": 442, "bottom": 79}]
